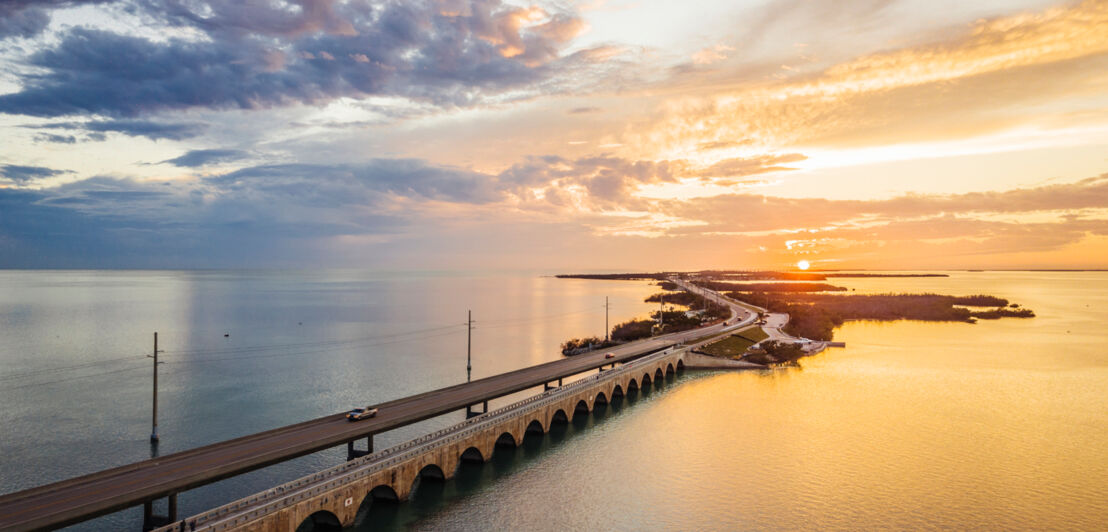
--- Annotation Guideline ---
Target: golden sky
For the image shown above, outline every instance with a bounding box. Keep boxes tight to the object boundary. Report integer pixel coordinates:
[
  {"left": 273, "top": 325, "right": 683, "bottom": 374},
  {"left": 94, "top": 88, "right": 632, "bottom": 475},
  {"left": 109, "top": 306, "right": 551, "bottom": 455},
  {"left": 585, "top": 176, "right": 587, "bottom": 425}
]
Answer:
[{"left": 0, "top": 0, "right": 1106, "bottom": 269}]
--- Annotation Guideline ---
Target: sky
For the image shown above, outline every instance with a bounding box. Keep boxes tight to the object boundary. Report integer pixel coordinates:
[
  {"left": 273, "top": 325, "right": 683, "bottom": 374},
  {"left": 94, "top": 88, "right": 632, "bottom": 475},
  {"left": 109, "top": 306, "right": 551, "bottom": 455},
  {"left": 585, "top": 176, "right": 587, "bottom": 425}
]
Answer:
[{"left": 1, "top": 0, "right": 1107, "bottom": 271}]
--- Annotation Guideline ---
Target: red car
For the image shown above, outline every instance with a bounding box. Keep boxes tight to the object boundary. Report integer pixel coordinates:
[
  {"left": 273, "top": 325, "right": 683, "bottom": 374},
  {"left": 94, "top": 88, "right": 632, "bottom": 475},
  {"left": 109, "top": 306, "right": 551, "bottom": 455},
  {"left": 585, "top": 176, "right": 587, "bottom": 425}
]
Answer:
[{"left": 605, "top": 352, "right": 616, "bottom": 359}]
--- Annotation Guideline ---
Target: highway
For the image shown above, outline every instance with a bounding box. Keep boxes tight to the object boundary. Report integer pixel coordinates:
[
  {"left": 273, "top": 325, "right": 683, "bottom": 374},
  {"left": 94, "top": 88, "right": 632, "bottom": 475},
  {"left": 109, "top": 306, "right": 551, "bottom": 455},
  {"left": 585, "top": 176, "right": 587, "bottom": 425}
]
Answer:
[{"left": 0, "top": 289, "right": 751, "bottom": 532}]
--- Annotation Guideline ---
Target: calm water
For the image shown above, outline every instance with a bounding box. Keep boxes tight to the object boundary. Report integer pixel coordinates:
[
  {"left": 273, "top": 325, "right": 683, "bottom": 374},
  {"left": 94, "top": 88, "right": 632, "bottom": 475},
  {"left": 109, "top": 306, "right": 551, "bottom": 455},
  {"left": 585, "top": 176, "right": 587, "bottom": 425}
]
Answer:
[
  {"left": 2, "top": 271, "right": 1106, "bottom": 530},
  {"left": 0, "top": 270, "right": 659, "bottom": 530}
]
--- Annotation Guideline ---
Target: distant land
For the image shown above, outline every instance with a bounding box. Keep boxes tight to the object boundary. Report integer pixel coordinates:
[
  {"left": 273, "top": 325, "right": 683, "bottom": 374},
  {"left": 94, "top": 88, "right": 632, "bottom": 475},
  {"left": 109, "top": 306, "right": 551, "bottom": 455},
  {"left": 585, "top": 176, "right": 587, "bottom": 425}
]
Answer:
[
  {"left": 555, "top": 271, "right": 950, "bottom": 281},
  {"left": 560, "top": 271, "right": 1035, "bottom": 342}
]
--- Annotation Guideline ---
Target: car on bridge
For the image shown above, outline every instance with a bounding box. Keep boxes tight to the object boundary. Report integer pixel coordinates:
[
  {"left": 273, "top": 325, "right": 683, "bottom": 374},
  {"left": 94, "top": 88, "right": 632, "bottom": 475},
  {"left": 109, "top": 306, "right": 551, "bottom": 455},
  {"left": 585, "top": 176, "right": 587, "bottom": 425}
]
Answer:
[
  {"left": 346, "top": 407, "right": 379, "bottom": 421},
  {"left": 605, "top": 352, "right": 616, "bottom": 359}
]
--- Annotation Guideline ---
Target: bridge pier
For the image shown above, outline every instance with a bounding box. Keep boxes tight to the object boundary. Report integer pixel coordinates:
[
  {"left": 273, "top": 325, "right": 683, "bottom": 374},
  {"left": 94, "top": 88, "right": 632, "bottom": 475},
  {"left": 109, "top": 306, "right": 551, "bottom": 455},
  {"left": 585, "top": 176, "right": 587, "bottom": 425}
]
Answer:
[
  {"left": 346, "top": 435, "right": 373, "bottom": 461},
  {"left": 142, "top": 493, "right": 177, "bottom": 531},
  {"left": 465, "top": 400, "right": 488, "bottom": 419},
  {"left": 543, "top": 377, "right": 563, "bottom": 390}
]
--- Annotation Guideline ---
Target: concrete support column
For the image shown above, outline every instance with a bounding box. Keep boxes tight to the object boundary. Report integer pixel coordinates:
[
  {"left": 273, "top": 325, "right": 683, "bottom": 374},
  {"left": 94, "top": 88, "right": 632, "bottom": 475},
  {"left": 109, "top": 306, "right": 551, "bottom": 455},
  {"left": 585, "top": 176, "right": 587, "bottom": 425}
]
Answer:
[
  {"left": 141, "top": 493, "right": 178, "bottom": 531},
  {"left": 347, "top": 435, "right": 374, "bottom": 460}
]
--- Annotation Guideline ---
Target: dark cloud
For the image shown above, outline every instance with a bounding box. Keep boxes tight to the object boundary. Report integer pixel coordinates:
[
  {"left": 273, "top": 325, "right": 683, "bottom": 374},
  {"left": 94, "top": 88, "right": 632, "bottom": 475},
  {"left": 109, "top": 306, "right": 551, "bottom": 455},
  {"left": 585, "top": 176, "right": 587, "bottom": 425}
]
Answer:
[
  {"left": 30, "top": 119, "right": 207, "bottom": 141},
  {"left": 0, "top": 1, "right": 111, "bottom": 39},
  {"left": 162, "top": 149, "right": 248, "bottom": 167},
  {"left": 33, "top": 133, "right": 78, "bottom": 144},
  {"left": 0, "top": 1, "right": 589, "bottom": 117},
  {"left": 211, "top": 159, "right": 502, "bottom": 205},
  {"left": 0, "top": 163, "right": 69, "bottom": 182},
  {"left": 568, "top": 106, "right": 601, "bottom": 114}
]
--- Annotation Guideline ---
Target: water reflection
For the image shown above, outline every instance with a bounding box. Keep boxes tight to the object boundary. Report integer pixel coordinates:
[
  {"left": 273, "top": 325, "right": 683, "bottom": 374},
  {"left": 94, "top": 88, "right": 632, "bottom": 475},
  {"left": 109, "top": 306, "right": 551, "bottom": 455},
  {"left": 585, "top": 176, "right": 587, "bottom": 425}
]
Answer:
[{"left": 350, "top": 375, "right": 676, "bottom": 532}]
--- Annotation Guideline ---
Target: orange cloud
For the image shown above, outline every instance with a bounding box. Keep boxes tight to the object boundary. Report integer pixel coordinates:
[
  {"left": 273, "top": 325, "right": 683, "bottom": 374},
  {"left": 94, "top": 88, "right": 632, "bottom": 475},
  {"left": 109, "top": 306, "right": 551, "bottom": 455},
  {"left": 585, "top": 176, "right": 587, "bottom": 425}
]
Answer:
[{"left": 633, "top": 0, "right": 1108, "bottom": 159}]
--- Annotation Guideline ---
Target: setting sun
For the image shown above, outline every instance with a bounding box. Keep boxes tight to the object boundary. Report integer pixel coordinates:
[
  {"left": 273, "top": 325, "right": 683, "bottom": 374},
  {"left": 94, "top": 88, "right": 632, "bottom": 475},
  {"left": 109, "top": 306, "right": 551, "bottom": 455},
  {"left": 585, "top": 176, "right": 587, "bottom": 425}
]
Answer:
[{"left": 797, "top": 260, "right": 811, "bottom": 270}]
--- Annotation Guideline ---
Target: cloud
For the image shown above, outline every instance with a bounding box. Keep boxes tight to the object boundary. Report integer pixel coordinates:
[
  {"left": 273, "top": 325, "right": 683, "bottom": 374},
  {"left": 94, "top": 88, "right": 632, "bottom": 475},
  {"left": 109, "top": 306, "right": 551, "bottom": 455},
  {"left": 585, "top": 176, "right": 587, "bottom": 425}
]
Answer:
[
  {"left": 0, "top": 1, "right": 593, "bottom": 117},
  {"left": 29, "top": 119, "right": 207, "bottom": 141},
  {"left": 635, "top": 0, "right": 1108, "bottom": 154},
  {"left": 695, "top": 153, "right": 806, "bottom": 179},
  {"left": 210, "top": 159, "right": 503, "bottom": 205},
  {"left": 497, "top": 154, "right": 685, "bottom": 210},
  {"left": 568, "top": 106, "right": 601, "bottom": 114},
  {"left": 3, "top": 150, "right": 1108, "bottom": 268},
  {"left": 0, "top": 164, "right": 69, "bottom": 183},
  {"left": 33, "top": 133, "right": 78, "bottom": 144},
  {"left": 691, "top": 44, "right": 735, "bottom": 65},
  {"left": 162, "top": 149, "right": 249, "bottom": 168},
  {"left": 0, "top": 1, "right": 111, "bottom": 39}
]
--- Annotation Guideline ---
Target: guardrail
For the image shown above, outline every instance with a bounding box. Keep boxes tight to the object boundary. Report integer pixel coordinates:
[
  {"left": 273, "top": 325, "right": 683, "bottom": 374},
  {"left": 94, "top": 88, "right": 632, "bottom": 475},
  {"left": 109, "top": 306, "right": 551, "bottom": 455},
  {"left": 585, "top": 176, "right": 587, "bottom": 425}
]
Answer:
[{"left": 156, "top": 347, "right": 683, "bottom": 532}]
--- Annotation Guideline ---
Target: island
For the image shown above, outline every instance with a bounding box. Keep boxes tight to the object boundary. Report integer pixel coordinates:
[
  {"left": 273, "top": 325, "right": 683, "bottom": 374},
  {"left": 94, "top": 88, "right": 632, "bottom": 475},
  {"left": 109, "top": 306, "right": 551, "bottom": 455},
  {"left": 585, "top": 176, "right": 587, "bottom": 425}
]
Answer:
[{"left": 558, "top": 270, "right": 1035, "bottom": 367}]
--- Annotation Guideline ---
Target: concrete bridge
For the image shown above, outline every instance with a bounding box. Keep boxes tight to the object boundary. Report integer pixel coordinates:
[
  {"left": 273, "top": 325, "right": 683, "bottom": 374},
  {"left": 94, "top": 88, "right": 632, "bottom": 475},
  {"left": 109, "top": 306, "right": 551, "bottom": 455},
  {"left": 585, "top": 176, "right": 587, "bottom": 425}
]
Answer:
[{"left": 153, "top": 347, "right": 687, "bottom": 532}]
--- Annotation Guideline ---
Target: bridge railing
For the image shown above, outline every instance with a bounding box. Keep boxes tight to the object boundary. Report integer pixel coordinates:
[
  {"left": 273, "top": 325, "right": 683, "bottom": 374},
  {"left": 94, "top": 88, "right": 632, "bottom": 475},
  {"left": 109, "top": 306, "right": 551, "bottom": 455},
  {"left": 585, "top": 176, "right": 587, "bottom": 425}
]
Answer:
[{"left": 157, "top": 348, "right": 682, "bottom": 532}]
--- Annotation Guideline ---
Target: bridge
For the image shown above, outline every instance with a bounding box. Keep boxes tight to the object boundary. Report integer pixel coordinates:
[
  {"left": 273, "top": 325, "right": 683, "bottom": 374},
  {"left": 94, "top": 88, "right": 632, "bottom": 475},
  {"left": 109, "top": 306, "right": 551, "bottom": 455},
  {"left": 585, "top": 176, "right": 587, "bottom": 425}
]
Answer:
[
  {"left": 152, "top": 346, "right": 687, "bottom": 532},
  {"left": 0, "top": 282, "right": 754, "bottom": 532}
]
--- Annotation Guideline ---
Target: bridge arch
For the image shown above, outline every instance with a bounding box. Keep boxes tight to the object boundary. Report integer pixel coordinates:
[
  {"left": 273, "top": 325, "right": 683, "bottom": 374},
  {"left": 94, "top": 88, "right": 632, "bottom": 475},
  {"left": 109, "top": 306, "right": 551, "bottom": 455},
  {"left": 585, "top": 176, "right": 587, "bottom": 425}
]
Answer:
[
  {"left": 611, "top": 384, "right": 624, "bottom": 398},
  {"left": 524, "top": 418, "right": 545, "bottom": 438},
  {"left": 641, "top": 373, "right": 652, "bottom": 386},
  {"left": 595, "top": 391, "right": 608, "bottom": 406},
  {"left": 627, "top": 378, "right": 639, "bottom": 391},
  {"left": 676, "top": 359, "right": 685, "bottom": 371},
  {"left": 352, "top": 484, "right": 400, "bottom": 529},
  {"left": 572, "top": 399, "right": 590, "bottom": 420},
  {"left": 296, "top": 510, "right": 342, "bottom": 532},
  {"left": 418, "top": 463, "right": 446, "bottom": 481},
  {"left": 550, "top": 408, "right": 569, "bottom": 425},
  {"left": 666, "top": 363, "right": 675, "bottom": 375},
  {"left": 495, "top": 431, "right": 517, "bottom": 448},
  {"left": 369, "top": 484, "right": 399, "bottom": 502},
  {"left": 654, "top": 368, "right": 664, "bottom": 380},
  {"left": 459, "top": 446, "right": 484, "bottom": 463},
  {"left": 407, "top": 463, "right": 447, "bottom": 499}
]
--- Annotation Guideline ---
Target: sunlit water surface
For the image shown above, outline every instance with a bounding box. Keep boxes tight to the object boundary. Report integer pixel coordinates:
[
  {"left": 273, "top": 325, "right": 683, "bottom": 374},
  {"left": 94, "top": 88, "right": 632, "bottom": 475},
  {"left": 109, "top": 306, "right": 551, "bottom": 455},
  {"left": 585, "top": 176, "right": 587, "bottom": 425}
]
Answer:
[{"left": 2, "top": 271, "right": 1105, "bottom": 530}]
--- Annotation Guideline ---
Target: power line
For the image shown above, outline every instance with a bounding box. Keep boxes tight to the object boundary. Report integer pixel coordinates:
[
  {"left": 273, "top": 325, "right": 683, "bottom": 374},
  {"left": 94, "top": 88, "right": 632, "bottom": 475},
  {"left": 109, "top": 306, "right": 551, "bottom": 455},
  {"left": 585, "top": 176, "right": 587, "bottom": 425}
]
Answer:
[
  {"left": 478, "top": 305, "right": 605, "bottom": 328},
  {"left": 0, "top": 363, "right": 149, "bottom": 392},
  {"left": 163, "top": 324, "right": 465, "bottom": 358},
  {"left": 161, "top": 328, "right": 465, "bottom": 366},
  {"left": 0, "top": 354, "right": 148, "bottom": 382}
]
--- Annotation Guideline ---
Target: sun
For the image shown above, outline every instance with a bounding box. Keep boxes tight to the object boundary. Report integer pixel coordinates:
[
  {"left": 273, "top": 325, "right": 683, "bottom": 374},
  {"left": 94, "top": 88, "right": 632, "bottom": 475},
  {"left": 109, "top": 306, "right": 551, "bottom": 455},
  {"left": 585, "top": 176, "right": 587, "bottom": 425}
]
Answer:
[{"left": 796, "top": 260, "right": 811, "bottom": 270}]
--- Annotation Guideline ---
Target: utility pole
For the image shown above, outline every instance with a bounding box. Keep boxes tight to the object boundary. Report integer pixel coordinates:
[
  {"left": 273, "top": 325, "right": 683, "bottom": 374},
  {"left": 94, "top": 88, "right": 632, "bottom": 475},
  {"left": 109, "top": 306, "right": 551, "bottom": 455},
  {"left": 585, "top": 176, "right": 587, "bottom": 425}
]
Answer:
[
  {"left": 659, "top": 293, "right": 664, "bottom": 330},
  {"left": 466, "top": 310, "right": 473, "bottom": 382},
  {"left": 604, "top": 296, "right": 609, "bottom": 342},
  {"left": 148, "top": 332, "right": 164, "bottom": 443}
]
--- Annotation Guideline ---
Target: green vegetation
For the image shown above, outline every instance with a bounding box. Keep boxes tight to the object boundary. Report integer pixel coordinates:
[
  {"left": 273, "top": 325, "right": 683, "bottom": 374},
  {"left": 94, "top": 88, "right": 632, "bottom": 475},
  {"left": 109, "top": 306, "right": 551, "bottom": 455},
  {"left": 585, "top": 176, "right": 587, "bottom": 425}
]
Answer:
[
  {"left": 743, "top": 341, "right": 806, "bottom": 365},
  {"left": 699, "top": 327, "right": 769, "bottom": 358},
  {"left": 696, "top": 281, "right": 847, "bottom": 293},
  {"left": 657, "top": 280, "right": 680, "bottom": 291},
  {"left": 609, "top": 319, "right": 655, "bottom": 342},
  {"left": 558, "top": 270, "right": 949, "bottom": 283},
  {"left": 560, "top": 336, "right": 618, "bottom": 355},
  {"left": 721, "top": 291, "right": 1035, "bottom": 341},
  {"left": 699, "top": 270, "right": 829, "bottom": 281},
  {"left": 644, "top": 291, "right": 729, "bottom": 320},
  {"left": 561, "top": 285, "right": 731, "bottom": 355},
  {"left": 968, "top": 308, "right": 1036, "bottom": 319}
]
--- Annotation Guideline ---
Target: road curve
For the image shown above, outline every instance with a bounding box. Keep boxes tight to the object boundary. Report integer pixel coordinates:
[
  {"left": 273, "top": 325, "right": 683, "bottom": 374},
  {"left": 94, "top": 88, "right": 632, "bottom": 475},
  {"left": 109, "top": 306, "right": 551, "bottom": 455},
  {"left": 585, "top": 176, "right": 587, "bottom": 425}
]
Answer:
[{"left": 0, "top": 303, "right": 741, "bottom": 532}]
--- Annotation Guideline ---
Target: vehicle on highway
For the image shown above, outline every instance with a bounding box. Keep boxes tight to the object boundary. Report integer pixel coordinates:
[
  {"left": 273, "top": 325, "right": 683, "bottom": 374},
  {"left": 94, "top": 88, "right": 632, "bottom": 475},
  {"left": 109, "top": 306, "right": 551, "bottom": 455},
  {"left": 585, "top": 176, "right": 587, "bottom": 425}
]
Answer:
[
  {"left": 605, "top": 352, "right": 616, "bottom": 359},
  {"left": 346, "top": 407, "right": 379, "bottom": 421}
]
